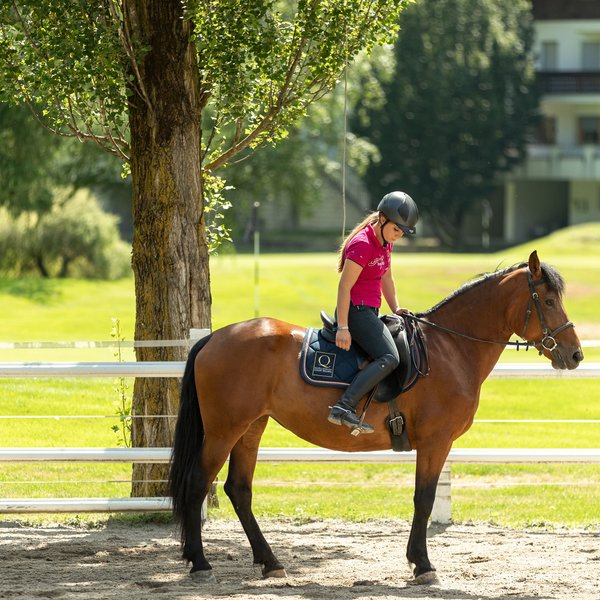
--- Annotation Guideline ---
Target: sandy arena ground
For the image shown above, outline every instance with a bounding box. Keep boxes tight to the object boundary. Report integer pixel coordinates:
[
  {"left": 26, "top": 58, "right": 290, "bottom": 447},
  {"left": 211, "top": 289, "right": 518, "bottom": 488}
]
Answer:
[{"left": 1, "top": 518, "right": 598, "bottom": 599}]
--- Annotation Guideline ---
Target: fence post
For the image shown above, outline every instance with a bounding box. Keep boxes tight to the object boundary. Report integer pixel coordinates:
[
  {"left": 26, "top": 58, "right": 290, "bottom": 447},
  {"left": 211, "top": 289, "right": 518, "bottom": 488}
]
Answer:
[
  {"left": 188, "top": 328, "right": 212, "bottom": 525},
  {"left": 189, "top": 328, "right": 211, "bottom": 343},
  {"left": 431, "top": 462, "right": 451, "bottom": 524}
]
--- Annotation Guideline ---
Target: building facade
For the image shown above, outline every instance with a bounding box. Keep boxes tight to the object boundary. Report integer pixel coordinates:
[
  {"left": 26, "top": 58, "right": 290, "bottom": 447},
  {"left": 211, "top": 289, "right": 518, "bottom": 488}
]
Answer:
[{"left": 504, "top": 0, "right": 600, "bottom": 243}]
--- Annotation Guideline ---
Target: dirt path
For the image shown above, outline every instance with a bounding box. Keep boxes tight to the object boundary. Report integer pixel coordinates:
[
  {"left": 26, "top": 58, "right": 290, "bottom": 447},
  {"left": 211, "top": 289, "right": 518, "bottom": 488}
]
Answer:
[{"left": 1, "top": 518, "right": 598, "bottom": 599}]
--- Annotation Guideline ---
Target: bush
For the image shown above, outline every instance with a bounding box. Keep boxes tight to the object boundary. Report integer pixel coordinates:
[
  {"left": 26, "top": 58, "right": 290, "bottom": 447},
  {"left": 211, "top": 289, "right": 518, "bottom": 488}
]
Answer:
[
  {"left": 0, "top": 191, "right": 131, "bottom": 279},
  {"left": 0, "top": 208, "right": 30, "bottom": 276}
]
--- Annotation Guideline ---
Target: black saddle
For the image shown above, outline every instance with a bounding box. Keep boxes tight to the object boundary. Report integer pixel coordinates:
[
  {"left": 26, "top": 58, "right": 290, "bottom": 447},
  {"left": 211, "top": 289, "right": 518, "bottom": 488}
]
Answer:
[{"left": 299, "top": 311, "right": 428, "bottom": 402}]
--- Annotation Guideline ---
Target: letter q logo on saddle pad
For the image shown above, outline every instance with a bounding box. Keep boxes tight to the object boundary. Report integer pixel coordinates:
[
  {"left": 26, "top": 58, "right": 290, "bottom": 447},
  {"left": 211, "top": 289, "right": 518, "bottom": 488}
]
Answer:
[{"left": 312, "top": 351, "right": 336, "bottom": 378}]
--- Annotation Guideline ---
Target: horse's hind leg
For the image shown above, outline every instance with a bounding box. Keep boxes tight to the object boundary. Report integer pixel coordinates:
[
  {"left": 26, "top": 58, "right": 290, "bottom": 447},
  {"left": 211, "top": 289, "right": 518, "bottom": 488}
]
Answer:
[
  {"left": 182, "top": 435, "right": 233, "bottom": 581},
  {"left": 224, "top": 416, "right": 287, "bottom": 578}
]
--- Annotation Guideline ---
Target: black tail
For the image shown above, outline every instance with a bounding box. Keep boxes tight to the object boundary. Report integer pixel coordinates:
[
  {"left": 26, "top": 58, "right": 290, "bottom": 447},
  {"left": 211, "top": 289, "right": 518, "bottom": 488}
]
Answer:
[{"left": 169, "top": 333, "right": 213, "bottom": 526}]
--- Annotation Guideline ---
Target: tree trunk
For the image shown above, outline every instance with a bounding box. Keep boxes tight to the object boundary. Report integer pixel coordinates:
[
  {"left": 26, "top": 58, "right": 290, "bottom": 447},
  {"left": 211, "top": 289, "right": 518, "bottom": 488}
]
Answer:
[
  {"left": 125, "top": 0, "right": 211, "bottom": 496},
  {"left": 59, "top": 256, "right": 70, "bottom": 278},
  {"left": 35, "top": 254, "right": 49, "bottom": 278},
  {"left": 430, "top": 207, "right": 464, "bottom": 249}
]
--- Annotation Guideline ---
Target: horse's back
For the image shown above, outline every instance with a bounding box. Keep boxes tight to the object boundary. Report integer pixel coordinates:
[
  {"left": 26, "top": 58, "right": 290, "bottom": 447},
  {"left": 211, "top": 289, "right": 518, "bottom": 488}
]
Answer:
[
  {"left": 208, "top": 317, "right": 304, "bottom": 354},
  {"left": 194, "top": 317, "right": 305, "bottom": 398}
]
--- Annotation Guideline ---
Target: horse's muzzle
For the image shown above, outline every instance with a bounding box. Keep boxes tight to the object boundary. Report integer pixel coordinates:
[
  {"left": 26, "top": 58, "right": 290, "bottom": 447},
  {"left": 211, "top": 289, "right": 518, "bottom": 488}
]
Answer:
[{"left": 551, "top": 345, "right": 584, "bottom": 370}]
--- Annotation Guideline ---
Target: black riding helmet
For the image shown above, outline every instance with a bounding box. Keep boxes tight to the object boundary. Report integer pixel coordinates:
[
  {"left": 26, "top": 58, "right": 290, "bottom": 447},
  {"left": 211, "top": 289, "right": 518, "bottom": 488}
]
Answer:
[{"left": 377, "top": 191, "right": 419, "bottom": 236}]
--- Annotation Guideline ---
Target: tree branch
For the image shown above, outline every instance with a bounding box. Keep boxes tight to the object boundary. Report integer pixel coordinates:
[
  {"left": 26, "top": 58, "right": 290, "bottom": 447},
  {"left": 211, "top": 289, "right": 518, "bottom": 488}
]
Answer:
[
  {"left": 201, "top": 111, "right": 223, "bottom": 163},
  {"left": 115, "top": 0, "right": 155, "bottom": 121},
  {"left": 204, "top": 25, "right": 311, "bottom": 172},
  {"left": 10, "top": 1, "right": 42, "bottom": 57},
  {"left": 203, "top": 108, "right": 278, "bottom": 172},
  {"left": 21, "top": 89, "right": 129, "bottom": 161}
]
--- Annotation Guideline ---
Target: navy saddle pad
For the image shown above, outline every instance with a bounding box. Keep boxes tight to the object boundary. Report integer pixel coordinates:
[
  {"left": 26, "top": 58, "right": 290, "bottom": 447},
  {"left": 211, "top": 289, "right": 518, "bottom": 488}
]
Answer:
[
  {"left": 299, "top": 328, "right": 367, "bottom": 388},
  {"left": 299, "top": 314, "right": 427, "bottom": 400}
]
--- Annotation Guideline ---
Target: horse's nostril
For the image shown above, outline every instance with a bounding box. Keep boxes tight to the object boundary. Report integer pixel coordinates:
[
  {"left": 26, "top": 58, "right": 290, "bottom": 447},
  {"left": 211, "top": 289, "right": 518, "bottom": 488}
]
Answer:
[{"left": 573, "top": 350, "right": 584, "bottom": 364}]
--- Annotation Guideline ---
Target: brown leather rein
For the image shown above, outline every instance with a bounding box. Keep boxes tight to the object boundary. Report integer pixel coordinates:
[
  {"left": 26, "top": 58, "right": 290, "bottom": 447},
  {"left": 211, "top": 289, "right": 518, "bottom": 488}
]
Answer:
[{"left": 405, "top": 268, "right": 574, "bottom": 355}]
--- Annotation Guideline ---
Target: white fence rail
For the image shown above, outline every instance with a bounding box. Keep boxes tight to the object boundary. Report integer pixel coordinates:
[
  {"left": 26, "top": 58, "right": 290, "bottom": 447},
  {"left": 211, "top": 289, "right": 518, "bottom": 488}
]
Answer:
[
  {"left": 2, "top": 447, "right": 600, "bottom": 522},
  {"left": 1, "top": 340, "right": 598, "bottom": 522},
  {"left": 3, "top": 337, "right": 599, "bottom": 351},
  {"left": 0, "top": 361, "right": 599, "bottom": 378},
  {"left": 3, "top": 447, "right": 600, "bottom": 464}
]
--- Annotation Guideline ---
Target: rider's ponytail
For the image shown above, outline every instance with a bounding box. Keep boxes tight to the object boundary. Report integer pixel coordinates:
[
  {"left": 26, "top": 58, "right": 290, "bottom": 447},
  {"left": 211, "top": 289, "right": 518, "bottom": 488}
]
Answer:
[{"left": 337, "top": 211, "right": 379, "bottom": 272}]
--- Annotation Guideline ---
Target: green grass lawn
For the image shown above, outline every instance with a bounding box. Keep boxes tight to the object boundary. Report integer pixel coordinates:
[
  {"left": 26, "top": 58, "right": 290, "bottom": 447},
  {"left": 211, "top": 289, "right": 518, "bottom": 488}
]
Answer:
[
  {"left": 1, "top": 223, "right": 599, "bottom": 347},
  {"left": 211, "top": 248, "right": 600, "bottom": 334},
  {"left": 0, "top": 223, "right": 599, "bottom": 526}
]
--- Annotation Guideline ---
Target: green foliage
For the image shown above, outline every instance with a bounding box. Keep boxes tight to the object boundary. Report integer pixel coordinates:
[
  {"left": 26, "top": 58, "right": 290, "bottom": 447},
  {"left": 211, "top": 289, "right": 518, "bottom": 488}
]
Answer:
[
  {"left": 0, "top": 0, "right": 409, "bottom": 169},
  {"left": 0, "top": 102, "right": 131, "bottom": 242},
  {"left": 0, "top": 0, "right": 411, "bottom": 256},
  {"left": 0, "top": 191, "right": 131, "bottom": 279},
  {"left": 0, "top": 207, "right": 26, "bottom": 276},
  {"left": 0, "top": 104, "right": 57, "bottom": 213},
  {"left": 31, "top": 192, "right": 131, "bottom": 279},
  {"left": 110, "top": 318, "right": 132, "bottom": 448},
  {"left": 223, "top": 45, "right": 394, "bottom": 239},
  {"left": 190, "top": 0, "right": 409, "bottom": 168},
  {"left": 203, "top": 173, "right": 233, "bottom": 253},
  {"left": 355, "top": 0, "right": 539, "bottom": 244},
  {"left": 0, "top": 1, "right": 128, "bottom": 157}
]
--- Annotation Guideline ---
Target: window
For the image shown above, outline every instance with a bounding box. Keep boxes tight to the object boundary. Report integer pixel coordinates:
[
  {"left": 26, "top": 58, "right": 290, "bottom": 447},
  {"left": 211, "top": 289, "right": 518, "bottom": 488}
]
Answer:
[
  {"left": 578, "top": 117, "right": 600, "bottom": 144},
  {"left": 535, "top": 117, "right": 556, "bottom": 145},
  {"left": 540, "top": 41, "right": 558, "bottom": 70},
  {"left": 582, "top": 42, "right": 600, "bottom": 70}
]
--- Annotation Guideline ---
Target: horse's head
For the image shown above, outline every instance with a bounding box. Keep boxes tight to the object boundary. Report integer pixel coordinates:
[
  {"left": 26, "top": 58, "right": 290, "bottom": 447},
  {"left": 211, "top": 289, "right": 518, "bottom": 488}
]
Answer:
[{"left": 515, "top": 251, "right": 583, "bottom": 370}]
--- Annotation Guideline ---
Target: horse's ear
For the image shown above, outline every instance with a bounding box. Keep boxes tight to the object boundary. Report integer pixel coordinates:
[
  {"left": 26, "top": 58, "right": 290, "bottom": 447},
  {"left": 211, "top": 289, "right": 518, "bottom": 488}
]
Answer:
[{"left": 528, "top": 250, "right": 541, "bottom": 278}]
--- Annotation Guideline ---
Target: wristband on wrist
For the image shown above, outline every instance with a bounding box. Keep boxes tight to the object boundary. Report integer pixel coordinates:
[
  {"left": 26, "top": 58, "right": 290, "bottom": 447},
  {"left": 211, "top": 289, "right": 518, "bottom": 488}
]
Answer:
[{"left": 337, "top": 326, "right": 350, "bottom": 331}]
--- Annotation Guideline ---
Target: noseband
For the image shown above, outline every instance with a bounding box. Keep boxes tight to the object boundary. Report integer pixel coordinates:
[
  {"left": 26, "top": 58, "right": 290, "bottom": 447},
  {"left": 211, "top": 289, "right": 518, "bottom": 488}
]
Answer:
[{"left": 521, "top": 269, "right": 574, "bottom": 354}]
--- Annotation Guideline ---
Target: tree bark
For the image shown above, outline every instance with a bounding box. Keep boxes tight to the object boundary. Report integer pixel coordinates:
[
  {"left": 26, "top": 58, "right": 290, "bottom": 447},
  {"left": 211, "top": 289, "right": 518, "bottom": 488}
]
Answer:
[
  {"left": 35, "top": 254, "right": 49, "bottom": 278},
  {"left": 125, "top": 0, "right": 211, "bottom": 496}
]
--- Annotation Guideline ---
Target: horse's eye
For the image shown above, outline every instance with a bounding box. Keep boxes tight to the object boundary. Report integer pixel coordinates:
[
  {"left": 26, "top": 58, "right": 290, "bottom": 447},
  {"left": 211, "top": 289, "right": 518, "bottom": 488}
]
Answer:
[{"left": 545, "top": 298, "right": 555, "bottom": 308}]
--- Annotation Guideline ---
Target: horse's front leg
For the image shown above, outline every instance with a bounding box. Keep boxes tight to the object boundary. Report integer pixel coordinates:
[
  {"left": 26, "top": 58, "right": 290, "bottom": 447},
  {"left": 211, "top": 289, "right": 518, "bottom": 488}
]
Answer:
[
  {"left": 407, "top": 442, "right": 451, "bottom": 583},
  {"left": 223, "top": 417, "right": 286, "bottom": 578}
]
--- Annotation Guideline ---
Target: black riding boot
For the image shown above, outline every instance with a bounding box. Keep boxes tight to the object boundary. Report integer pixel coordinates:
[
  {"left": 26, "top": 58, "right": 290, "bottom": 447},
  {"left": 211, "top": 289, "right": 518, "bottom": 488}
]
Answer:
[{"left": 327, "top": 355, "right": 398, "bottom": 433}]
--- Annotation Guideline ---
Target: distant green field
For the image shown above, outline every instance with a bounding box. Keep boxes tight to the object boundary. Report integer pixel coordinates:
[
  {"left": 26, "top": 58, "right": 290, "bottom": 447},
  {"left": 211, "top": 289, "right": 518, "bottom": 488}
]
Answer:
[
  {"left": 0, "top": 223, "right": 599, "bottom": 526},
  {"left": 1, "top": 222, "right": 599, "bottom": 346},
  {"left": 211, "top": 246, "right": 600, "bottom": 335}
]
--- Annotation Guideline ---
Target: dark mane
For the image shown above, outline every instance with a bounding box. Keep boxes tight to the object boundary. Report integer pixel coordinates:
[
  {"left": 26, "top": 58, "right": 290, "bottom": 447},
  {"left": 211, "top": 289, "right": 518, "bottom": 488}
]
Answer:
[{"left": 417, "top": 261, "right": 565, "bottom": 317}]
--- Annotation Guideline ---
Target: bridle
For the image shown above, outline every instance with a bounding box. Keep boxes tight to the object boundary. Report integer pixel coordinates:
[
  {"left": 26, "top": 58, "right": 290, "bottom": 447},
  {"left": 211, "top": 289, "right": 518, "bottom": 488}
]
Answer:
[
  {"left": 405, "top": 267, "right": 574, "bottom": 354},
  {"left": 521, "top": 268, "right": 574, "bottom": 353}
]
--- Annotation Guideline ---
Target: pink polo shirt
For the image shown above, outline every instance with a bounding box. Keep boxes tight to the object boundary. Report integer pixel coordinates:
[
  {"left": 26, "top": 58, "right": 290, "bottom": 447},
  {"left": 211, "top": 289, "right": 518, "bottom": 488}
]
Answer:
[{"left": 343, "top": 223, "right": 392, "bottom": 308}]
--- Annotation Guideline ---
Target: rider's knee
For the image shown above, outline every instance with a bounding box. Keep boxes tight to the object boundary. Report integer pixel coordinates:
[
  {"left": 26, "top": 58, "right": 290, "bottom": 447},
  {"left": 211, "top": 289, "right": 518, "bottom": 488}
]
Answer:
[{"left": 377, "top": 353, "right": 399, "bottom": 374}]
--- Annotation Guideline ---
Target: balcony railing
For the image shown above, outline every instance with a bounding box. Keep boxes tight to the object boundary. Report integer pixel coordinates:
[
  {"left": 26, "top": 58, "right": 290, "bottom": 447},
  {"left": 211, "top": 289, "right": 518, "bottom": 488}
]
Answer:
[
  {"left": 513, "top": 144, "right": 600, "bottom": 180},
  {"left": 538, "top": 71, "right": 600, "bottom": 94}
]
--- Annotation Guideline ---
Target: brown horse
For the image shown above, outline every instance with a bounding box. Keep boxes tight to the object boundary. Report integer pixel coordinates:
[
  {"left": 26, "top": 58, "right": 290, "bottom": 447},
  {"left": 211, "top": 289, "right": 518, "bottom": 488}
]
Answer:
[{"left": 169, "top": 250, "right": 583, "bottom": 584}]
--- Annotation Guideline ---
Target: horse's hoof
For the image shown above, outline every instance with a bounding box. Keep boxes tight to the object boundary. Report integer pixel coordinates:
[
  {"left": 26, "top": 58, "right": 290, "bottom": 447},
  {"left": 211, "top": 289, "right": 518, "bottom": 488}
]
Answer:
[
  {"left": 412, "top": 570, "right": 439, "bottom": 585},
  {"left": 263, "top": 568, "right": 287, "bottom": 579},
  {"left": 190, "top": 569, "right": 217, "bottom": 584}
]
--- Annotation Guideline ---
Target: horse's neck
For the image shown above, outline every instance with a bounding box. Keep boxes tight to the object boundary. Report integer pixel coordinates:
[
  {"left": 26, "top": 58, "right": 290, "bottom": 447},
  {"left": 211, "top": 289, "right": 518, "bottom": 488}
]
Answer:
[{"left": 427, "top": 278, "right": 514, "bottom": 375}]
